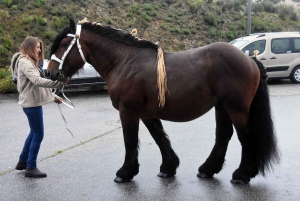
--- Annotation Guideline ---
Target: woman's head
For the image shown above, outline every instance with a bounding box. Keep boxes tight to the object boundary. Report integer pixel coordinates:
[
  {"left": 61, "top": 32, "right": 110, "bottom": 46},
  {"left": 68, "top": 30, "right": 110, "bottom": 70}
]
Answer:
[{"left": 20, "top": 36, "right": 44, "bottom": 66}]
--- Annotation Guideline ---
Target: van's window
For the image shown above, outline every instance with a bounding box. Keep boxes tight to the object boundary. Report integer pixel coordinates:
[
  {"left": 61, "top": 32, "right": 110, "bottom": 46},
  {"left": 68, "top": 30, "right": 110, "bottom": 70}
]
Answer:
[
  {"left": 293, "top": 39, "right": 300, "bottom": 51},
  {"left": 241, "top": 40, "right": 266, "bottom": 56},
  {"left": 230, "top": 40, "right": 249, "bottom": 48},
  {"left": 271, "top": 38, "right": 290, "bottom": 54}
]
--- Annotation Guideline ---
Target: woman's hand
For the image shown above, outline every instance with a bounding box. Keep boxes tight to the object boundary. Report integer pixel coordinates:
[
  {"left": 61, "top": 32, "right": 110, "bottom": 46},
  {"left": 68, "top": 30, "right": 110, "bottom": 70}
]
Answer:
[
  {"left": 54, "top": 96, "right": 63, "bottom": 104},
  {"left": 63, "top": 77, "right": 71, "bottom": 85}
]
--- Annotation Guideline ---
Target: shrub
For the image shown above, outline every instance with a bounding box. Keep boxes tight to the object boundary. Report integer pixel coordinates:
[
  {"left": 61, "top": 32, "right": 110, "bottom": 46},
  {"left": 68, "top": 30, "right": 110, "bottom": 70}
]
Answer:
[
  {"left": 187, "top": 0, "right": 204, "bottom": 13},
  {"left": 142, "top": 13, "right": 151, "bottom": 21},
  {"left": 290, "top": 12, "right": 298, "bottom": 21},
  {"left": 43, "top": 31, "right": 55, "bottom": 39},
  {"left": 143, "top": 3, "right": 152, "bottom": 11},
  {"left": 263, "top": 1, "right": 276, "bottom": 13},
  {"left": 277, "top": 4, "right": 294, "bottom": 20},
  {"left": 1, "top": 0, "right": 12, "bottom": 6},
  {"left": 226, "top": 30, "right": 235, "bottom": 40},
  {"left": 131, "top": 4, "right": 139, "bottom": 14},
  {"left": 22, "top": 15, "right": 34, "bottom": 24},
  {"left": 2, "top": 37, "right": 12, "bottom": 50},
  {"left": 150, "top": 10, "right": 157, "bottom": 16},
  {"left": 0, "top": 45, "right": 8, "bottom": 55},
  {"left": 183, "top": 29, "right": 190, "bottom": 35},
  {"left": 37, "top": 17, "right": 47, "bottom": 26},
  {"left": 52, "top": 16, "right": 68, "bottom": 31},
  {"left": 204, "top": 11, "right": 217, "bottom": 26},
  {"left": 105, "top": 0, "right": 117, "bottom": 7},
  {"left": 123, "top": 1, "right": 130, "bottom": 6},
  {"left": 35, "top": 0, "right": 45, "bottom": 7},
  {"left": 170, "top": 27, "right": 181, "bottom": 33},
  {"left": 252, "top": 18, "right": 267, "bottom": 32},
  {"left": 210, "top": 27, "right": 217, "bottom": 36},
  {"left": 0, "top": 67, "right": 17, "bottom": 94},
  {"left": 252, "top": 3, "right": 264, "bottom": 13}
]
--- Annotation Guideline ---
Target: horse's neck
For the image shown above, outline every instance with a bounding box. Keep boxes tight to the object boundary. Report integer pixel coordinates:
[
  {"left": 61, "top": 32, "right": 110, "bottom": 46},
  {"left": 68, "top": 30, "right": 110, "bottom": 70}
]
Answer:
[
  {"left": 86, "top": 40, "right": 127, "bottom": 78},
  {"left": 87, "top": 41, "right": 155, "bottom": 81}
]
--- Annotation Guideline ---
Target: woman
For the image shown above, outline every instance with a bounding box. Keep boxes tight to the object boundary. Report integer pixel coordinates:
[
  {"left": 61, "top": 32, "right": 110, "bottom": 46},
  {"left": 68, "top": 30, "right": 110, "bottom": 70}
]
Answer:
[{"left": 14, "top": 36, "right": 69, "bottom": 178}]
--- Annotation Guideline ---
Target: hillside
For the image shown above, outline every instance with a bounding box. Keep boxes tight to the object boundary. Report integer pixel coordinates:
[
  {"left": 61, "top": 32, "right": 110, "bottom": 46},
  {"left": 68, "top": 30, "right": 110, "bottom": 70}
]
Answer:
[{"left": 1, "top": 0, "right": 300, "bottom": 68}]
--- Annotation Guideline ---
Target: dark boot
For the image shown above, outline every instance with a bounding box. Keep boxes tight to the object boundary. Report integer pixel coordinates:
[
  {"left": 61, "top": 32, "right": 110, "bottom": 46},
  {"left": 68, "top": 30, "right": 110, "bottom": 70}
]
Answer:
[
  {"left": 15, "top": 161, "right": 27, "bottom": 170},
  {"left": 25, "top": 168, "right": 47, "bottom": 178}
]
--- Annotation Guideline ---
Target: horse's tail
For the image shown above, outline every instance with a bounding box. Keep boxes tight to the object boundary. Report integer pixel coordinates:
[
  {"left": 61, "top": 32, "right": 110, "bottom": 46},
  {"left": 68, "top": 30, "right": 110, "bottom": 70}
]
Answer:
[{"left": 248, "top": 56, "right": 280, "bottom": 176}]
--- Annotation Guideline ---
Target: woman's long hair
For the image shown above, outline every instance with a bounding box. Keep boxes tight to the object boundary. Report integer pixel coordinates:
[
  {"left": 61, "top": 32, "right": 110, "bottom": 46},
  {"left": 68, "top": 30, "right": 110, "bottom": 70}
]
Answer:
[{"left": 20, "top": 36, "right": 44, "bottom": 66}]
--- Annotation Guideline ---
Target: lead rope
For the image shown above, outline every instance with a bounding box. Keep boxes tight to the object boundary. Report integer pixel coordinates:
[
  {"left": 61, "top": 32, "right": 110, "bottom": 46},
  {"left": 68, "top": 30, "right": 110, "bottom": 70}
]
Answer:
[{"left": 57, "top": 85, "right": 75, "bottom": 138}]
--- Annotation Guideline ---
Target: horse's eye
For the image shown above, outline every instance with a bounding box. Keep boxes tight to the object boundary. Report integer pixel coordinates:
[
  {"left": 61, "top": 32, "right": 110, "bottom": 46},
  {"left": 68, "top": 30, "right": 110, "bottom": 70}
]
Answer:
[{"left": 61, "top": 43, "right": 66, "bottom": 47}]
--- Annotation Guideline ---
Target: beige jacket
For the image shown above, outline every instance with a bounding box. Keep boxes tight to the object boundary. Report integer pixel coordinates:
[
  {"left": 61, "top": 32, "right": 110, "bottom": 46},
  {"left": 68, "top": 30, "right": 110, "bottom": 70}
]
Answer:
[{"left": 17, "top": 56, "right": 62, "bottom": 108}]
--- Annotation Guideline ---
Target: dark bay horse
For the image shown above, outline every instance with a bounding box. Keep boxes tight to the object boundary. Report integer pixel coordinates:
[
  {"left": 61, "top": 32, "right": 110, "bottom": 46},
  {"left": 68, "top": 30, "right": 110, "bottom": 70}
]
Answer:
[{"left": 48, "top": 19, "right": 279, "bottom": 184}]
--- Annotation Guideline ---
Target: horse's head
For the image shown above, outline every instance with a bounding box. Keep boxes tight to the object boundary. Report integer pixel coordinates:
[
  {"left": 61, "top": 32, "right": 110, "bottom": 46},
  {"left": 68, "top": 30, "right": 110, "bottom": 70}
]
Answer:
[{"left": 47, "top": 19, "right": 87, "bottom": 82}]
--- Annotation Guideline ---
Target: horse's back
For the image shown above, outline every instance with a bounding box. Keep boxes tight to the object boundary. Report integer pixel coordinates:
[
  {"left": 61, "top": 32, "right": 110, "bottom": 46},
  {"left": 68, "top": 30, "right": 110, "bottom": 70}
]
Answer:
[{"left": 154, "top": 42, "right": 260, "bottom": 121}]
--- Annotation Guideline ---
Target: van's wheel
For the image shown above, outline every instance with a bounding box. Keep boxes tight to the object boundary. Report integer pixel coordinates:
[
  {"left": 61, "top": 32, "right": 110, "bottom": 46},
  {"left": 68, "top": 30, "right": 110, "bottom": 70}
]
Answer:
[{"left": 290, "top": 66, "right": 300, "bottom": 83}]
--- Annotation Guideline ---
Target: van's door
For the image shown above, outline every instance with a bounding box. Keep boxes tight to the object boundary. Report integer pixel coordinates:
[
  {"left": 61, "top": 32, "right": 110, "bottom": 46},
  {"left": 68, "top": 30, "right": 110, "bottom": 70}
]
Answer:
[
  {"left": 291, "top": 38, "right": 300, "bottom": 73},
  {"left": 267, "top": 38, "right": 292, "bottom": 78}
]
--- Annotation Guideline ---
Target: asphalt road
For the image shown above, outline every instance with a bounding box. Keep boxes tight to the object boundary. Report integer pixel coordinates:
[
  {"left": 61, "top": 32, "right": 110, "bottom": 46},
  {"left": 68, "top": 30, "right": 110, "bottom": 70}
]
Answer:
[{"left": 0, "top": 80, "right": 300, "bottom": 201}]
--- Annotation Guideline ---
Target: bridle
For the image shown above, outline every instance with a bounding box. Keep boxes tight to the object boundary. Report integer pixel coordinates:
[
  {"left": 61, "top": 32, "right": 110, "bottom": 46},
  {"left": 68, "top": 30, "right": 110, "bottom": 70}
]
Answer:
[
  {"left": 50, "top": 24, "right": 87, "bottom": 80},
  {"left": 50, "top": 24, "right": 88, "bottom": 138}
]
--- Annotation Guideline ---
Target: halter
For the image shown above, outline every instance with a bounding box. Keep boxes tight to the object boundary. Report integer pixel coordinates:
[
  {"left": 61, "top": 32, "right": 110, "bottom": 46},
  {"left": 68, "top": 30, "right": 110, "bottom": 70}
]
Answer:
[
  {"left": 50, "top": 24, "right": 87, "bottom": 71},
  {"left": 50, "top": 24, "right": 87, "bottom": 138}
]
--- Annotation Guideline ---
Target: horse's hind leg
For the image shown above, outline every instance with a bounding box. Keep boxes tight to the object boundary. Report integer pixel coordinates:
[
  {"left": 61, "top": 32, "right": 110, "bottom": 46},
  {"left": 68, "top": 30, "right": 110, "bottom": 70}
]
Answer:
[
  {"left": 230, "top": 111, "right": 258, "bottom": 184},
  {"left": 142, "top": 118, "right": 180, "bottom": 177},
  {"left": 198, "top": 103, "right": 234, "bottom": 178}
]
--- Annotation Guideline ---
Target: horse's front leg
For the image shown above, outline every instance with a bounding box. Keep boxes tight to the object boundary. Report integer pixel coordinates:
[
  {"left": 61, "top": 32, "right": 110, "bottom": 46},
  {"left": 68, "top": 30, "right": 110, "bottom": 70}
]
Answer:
[
  {"left": 142, "top": 118, "right": 180, "bottom": 178},
  {"left": 114, "top": 110, "right": 140, "bottom": 183}
]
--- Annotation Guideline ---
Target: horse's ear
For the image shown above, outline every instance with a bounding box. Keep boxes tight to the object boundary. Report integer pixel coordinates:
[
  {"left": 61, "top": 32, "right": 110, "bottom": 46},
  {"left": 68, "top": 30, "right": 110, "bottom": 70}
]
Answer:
[{"left": 70, "top": 19, "right": 76, "bottom": 33}]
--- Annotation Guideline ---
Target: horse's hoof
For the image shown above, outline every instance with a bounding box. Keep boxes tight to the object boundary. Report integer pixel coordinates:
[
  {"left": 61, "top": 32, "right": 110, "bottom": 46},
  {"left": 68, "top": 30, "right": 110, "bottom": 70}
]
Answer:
[
  {"left": 230, "top": 178, "right": 250, "bottom": 185},
  {"left": 114, "top": 176, "right": 132, "bottom": 183},
  {"left": 157, "top": 172, "right": 175, "bottom": 178},
  {"left": 197, "top": 172, "right": 213, "bottom": 178}
]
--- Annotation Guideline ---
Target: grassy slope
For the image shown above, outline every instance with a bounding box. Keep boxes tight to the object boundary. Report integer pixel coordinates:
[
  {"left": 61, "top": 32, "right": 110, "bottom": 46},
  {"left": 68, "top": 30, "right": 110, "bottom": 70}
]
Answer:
[{"left": 0, "top": 0, "right": 299, "bottom": 68}]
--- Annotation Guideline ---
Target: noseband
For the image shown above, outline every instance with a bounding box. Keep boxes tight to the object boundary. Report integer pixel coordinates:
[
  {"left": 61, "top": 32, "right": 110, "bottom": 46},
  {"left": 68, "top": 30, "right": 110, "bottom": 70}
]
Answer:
[{"left": 50, "top": 24, "right": 87, "bottom": 80}]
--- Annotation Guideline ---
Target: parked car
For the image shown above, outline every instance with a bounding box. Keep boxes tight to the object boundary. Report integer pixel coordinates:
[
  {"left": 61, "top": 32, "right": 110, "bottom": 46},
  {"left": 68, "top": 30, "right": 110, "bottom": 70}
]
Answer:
[
  {"left": 230, "top": 32, "right": 300, "bottom": 83},
  {"left": 43, "top": 59, "right": 106, "bottom": 92}
]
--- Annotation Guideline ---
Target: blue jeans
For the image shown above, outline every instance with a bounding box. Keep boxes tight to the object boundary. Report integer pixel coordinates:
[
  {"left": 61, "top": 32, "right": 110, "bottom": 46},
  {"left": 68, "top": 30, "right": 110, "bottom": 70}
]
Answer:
[{"left": 19, "top": 106, "right": 44, "bottom": 169}]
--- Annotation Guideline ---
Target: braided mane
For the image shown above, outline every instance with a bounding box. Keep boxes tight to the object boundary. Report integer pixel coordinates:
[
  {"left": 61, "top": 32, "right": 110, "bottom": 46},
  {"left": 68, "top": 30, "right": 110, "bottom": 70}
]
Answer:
[{"left": 80, "top": 22, "right": 159, "bottom": 49}]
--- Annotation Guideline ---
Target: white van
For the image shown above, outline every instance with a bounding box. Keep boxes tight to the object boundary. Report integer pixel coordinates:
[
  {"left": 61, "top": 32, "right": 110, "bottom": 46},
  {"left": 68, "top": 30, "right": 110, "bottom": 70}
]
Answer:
[{"left": 230, "top": 32, "right": 300, "bottom": 83}]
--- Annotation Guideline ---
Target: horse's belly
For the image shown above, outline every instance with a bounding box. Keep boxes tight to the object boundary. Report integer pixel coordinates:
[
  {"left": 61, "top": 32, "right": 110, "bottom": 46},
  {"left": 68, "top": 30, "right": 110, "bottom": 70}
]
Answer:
[{"left": 157, "top": 101, "right": 214, "bottom": 122}]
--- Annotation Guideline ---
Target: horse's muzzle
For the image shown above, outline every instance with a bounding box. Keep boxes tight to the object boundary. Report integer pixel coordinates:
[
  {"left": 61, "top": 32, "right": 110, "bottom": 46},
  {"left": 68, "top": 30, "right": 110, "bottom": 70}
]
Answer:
[
  {"left": 57, "top": 71, "right": 68, "bottom": 82},
  {"left": 50, "top": 70, "right": 67, "bottom": 82}
]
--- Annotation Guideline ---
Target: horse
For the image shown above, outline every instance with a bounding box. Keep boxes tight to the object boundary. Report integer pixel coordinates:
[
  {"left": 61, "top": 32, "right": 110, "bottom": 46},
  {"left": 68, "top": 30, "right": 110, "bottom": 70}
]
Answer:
[{"left": 47, "top": 19, "right": 279, "bottom": 184}]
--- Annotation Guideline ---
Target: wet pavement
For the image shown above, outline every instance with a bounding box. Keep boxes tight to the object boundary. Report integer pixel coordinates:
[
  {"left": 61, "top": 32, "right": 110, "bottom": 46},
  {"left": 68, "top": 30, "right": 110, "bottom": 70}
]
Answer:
[{"left": 0, "top": 80, "right": 300, "bottom": 201}]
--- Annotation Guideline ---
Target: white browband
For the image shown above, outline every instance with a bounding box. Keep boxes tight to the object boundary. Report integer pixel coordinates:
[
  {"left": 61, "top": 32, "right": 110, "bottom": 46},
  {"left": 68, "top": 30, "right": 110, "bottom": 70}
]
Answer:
[{"left": 51, "top": 24, "right": 86, "bottom": 70}]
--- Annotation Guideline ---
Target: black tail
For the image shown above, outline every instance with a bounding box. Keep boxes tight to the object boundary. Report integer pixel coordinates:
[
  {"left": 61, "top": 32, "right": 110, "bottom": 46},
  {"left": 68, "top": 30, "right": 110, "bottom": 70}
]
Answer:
[{"left": 249, "top": 57, "right": 280, "bottom": 176}]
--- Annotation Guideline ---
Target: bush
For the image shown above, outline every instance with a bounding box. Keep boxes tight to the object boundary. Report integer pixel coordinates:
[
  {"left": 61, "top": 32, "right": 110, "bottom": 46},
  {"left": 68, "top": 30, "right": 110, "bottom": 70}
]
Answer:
[
  {"left": 35, "top": 0, "right": 45, "bottom": 7},
  {"left": 263, "top": 1, "right": 276, "bottom": 13},
  {"left": 22, "top": 15, "right": 34, "bottom": 24},
  {"left": 1, "top": 0, "right": 12, "bottom": 6},
  {"left": 187, "top": 0, "right": 204, "bottom": 13},
  {"left": 143, "top": 3, "right": 152, "bottom": 11},
  {"left": 52, "top": 16, "right": 68, "bottom": 31},
  {"left": 0, "top": 67, "right": 17, "bottom": 94},
  {"left": 204, "top": 11, "right": 218, "bottom": 26},
  {"left": 277, "top": 4, "right": 294, "bottom": 20},
  {"left": 0, "top": 45, "right": 8, "bottom": 55},
  {"left": 37, "top": 17, "right": 47, "bottom": 26},
  {"left": 2, "top": 37, "right": 12, "bottom": 50}
]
